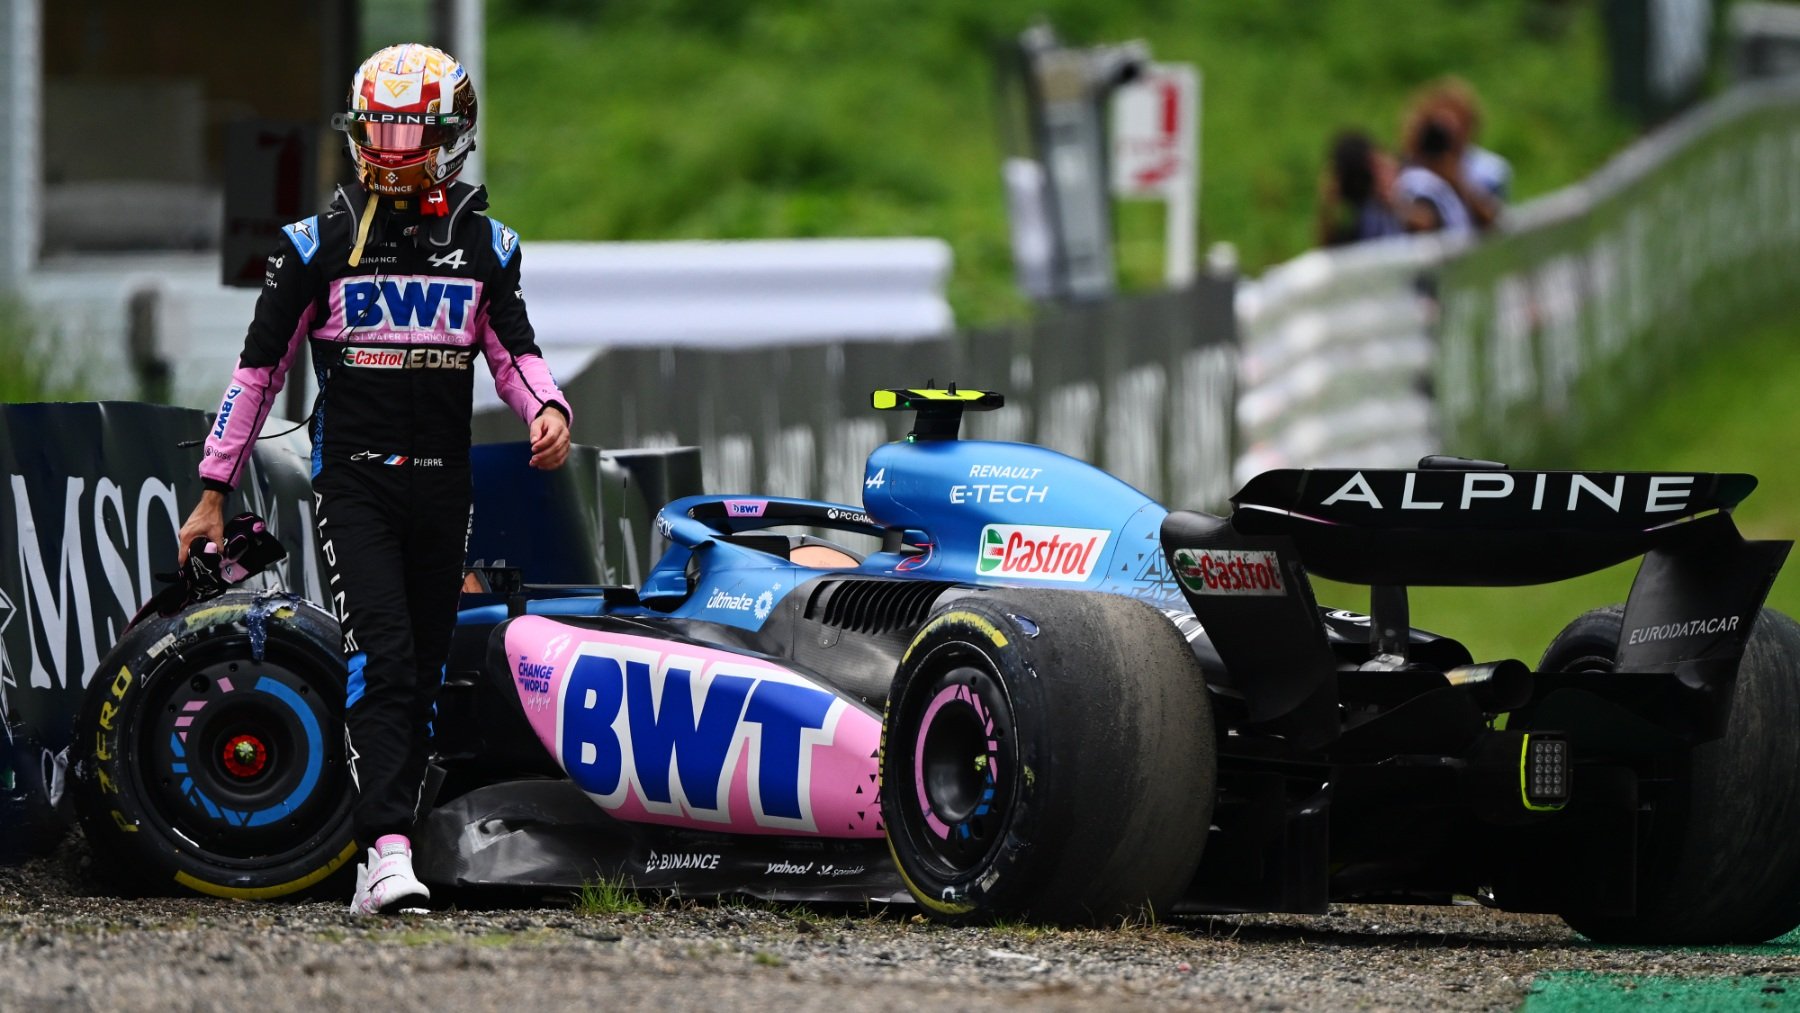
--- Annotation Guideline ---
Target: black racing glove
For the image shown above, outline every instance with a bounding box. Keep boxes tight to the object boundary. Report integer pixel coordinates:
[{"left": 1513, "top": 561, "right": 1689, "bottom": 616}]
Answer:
[{"left": 128, "top": 512, "right": 288, "bottom": 628}]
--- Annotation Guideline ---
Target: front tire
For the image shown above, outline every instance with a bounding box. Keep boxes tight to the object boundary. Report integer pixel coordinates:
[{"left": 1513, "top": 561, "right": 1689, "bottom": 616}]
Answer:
[
  {"left": 73, "top": 591, "right": 357, "bottom": 899},
  {"left": 1544, "top": 605, "right": 1800, "bottom": 943},
  {"left": 880, "top": 590, "right": 1215, "bottom": 924}
]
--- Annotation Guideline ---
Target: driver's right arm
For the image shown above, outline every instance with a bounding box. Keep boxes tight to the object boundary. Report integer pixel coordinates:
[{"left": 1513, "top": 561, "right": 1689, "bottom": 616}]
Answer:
[{"left": 185, "top": 229, "right": 319, "bottom": 561}]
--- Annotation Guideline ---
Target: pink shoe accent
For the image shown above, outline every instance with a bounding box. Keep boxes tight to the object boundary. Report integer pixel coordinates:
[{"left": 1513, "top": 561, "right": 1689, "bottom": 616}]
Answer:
[{"left": 350, "top": 836, "right": 430, "bottom": 916}]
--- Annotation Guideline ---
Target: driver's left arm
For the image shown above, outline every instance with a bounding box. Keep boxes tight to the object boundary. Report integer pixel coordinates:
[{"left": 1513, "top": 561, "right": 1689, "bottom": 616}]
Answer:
[{"left": 478, "top": 223, "right": 572, "bottom": 467}]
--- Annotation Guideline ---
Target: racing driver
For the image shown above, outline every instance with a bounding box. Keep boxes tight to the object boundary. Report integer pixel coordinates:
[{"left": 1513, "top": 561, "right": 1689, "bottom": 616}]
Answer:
[{"left": 175, "top": 43, "right": 572, "bottom": 916}]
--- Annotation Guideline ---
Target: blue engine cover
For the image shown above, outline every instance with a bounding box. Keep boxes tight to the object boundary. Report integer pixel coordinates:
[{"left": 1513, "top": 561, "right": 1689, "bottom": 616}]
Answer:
[
  {"left": 498, "top": 436, "right": 1193, "bottom": 635},
  {"left": 859, "top": 439, "right": 1180, "bottom": 603}
]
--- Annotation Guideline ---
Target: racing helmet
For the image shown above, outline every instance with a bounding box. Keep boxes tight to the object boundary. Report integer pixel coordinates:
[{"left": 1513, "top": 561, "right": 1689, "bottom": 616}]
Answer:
[{"left": 342, "top": 43, "right": 477, "bottom": 198}]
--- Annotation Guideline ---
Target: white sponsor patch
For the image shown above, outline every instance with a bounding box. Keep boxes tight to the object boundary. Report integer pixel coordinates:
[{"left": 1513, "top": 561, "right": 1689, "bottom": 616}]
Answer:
[{"left": 976, "top": 524, "right": 1108, "bottom": 582}]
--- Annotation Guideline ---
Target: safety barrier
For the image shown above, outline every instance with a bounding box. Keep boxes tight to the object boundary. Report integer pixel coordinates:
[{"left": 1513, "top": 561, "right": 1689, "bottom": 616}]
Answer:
[
  {"left": 494, "top": 276, "right": 1240, "bottom": 515},
  {"left": 18, "top": 238, "right": 955, "bottom": 417},
  {"left": 1234, "top": 77, "right": 1800, "bottom": 478},
  {"left": 1437, "top": 79, "right": 1800, "bottom": 461},
  {"left": 1233, "top": 234, "right": 1452, "bottom": 487}
]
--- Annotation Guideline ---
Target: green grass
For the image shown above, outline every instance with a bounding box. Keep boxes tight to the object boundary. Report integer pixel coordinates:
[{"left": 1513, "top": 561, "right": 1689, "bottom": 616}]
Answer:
[
  {"left": 987, "top": 917, "right": 1052, "bottom": 941},
  {"left": 485, "top": 0, "right": 1637, "bottom": 324},
  {"left": 572, "top": 874, "right": 647, "bottom": 916},
  {"left": 0, "top": 297, "right": 82, "bottom": 403},
  {"left": 1316, "top": 311, "right": 1800, "bottom": 665},
  {"left": 398, "top": 928, "right": 456, "bottom": 946}
]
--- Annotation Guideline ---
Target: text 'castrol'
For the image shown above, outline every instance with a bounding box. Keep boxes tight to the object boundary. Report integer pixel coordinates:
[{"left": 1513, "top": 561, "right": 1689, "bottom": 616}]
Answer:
[
  {"left": 1172, "top": 547, "right": 1286, "bottom": 596},
  {"left": 976, "top": 524, "right": 1110, "bottom": 582}
]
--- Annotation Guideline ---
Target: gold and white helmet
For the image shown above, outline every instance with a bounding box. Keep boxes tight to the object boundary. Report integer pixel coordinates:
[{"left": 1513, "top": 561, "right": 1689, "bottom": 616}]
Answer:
[{"left": 342, "top": 43, "right": 477, "bottom": 198}]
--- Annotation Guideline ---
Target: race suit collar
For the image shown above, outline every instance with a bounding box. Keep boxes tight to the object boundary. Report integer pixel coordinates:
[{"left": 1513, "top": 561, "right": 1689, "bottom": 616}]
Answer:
[{"left": 329, "top": 181, "right": 488, "bottom": 249}]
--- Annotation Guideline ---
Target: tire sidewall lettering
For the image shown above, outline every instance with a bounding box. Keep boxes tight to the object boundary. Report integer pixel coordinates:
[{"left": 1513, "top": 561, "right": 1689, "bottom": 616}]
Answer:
[{"left": 74, "top": 595, "right": 354, "bottom": 898}]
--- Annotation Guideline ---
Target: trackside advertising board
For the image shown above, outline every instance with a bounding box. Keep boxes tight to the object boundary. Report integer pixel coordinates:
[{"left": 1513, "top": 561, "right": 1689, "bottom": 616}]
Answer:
[
  {"left": 0, "top": 402, "right": 316, "bottom": 858},
  {"left": 0, "top": 402, "right": 695, "bottom": 861}
]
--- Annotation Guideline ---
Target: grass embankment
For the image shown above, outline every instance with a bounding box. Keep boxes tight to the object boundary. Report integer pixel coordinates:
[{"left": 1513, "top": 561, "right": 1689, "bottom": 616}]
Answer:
[
  {"left": 0, "top": 298, "right": 77, "bottom": 403},
  {"left": 484, "top": 0, "right": 1635, "bottom": 323},
  {"left": 1318, "top": 312, "right": 1800, "bottom": 664}
]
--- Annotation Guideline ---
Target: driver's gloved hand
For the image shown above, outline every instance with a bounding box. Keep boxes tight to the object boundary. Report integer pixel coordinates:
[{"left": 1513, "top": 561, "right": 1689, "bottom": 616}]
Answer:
[
  {"left": 133, "top": 539, "right": 228, "bottom": 626},
  {"left": 129, "top": 512, "right": 289, "bottom": 627}
]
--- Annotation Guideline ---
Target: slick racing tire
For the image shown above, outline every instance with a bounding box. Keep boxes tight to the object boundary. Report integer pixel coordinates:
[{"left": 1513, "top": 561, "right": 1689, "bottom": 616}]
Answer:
[
  {"left": 881, "top": 590, "right": 1215, "bottom": 925},
  {"left": 73, "top": 591, "right": 358, "bottom": 899},
  {"left": 1543, "top": 605, "right": 1800, "bottom": 944}
]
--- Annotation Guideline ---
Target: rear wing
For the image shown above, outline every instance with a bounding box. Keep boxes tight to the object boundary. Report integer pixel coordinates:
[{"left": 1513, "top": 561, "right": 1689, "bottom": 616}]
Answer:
[
  {"left": 1163, "top": 466, "right": 1791, "bottom": 739},
  {"left": 1229, "top": 468, "right": 1759, "bottom": 586}
]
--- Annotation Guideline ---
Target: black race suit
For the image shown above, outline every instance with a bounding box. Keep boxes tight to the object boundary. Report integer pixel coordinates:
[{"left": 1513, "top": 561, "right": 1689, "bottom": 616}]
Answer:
[{"left": 199, "top": 181, "right": 570, "bottom": 846}]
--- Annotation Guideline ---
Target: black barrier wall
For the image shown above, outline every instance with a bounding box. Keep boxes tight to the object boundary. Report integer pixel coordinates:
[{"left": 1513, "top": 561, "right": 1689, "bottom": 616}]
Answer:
[
  {"left": 0, "top": 402, "right": 697, "bottom": 859},
  {"left": 0, "top": 402, "right": 312, "bottom": 857},
  {"left": 475, "top": 279, "right": 1239, "bottom": 514}
]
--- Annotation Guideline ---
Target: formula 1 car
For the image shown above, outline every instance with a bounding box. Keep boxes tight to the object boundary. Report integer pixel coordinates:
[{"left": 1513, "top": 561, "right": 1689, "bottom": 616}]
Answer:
[{"left": 72, "top": 388, "right": 1800, "bottom": 943}]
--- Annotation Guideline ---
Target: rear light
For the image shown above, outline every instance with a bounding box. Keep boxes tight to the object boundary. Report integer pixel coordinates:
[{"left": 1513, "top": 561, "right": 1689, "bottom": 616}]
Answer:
[{"left": 1522, "top": 734, "right": 1570, "bottom": 811}]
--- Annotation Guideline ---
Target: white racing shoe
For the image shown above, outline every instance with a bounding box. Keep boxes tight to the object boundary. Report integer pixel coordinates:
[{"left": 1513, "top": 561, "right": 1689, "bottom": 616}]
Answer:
[{"left": 350, "top": 834, "right": 432, "bottom": 916}]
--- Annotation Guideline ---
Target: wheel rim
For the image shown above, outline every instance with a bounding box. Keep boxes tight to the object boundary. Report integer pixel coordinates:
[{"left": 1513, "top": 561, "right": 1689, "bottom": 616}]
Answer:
[
  {"left": 896, "top": 649, "right": 1017, "bottom": 878},
  {"left": 136, "top": 635, "right": 349, "bottom": 867}
]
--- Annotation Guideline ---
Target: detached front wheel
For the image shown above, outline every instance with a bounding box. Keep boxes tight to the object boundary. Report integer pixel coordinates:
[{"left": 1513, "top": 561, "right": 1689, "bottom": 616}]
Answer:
[
  {"left": 73, "top": 591, "right": 357, "bottom": 899},
  {"left": 881, "top": 590, "right": 1215, "bottom": 924}
]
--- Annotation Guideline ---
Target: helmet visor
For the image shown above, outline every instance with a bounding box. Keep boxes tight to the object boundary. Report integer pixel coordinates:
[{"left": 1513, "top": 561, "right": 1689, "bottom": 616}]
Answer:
[{"left": 343, "top": 111, "right": 468, "bottom": 153}]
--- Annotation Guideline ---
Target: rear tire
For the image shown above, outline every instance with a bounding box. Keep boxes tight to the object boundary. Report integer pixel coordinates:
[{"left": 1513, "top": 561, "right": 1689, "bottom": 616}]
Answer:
[
  {"left": 72, "top": 591, "right": 357, "bottom": 899},
  {"left": 1544, "top": 605, "right": 1800, "bottom": 943},
  {"left": 880, "top": 590, "right": 1215, "bottom": 925}
]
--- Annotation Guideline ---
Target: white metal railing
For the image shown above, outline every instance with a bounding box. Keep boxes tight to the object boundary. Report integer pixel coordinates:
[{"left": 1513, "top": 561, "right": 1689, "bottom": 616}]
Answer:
[
  {"left": 1233, "top": 235, "right": 1452, "bottom": 486},
  {"left": 18, "top": 237, "right": 954, "bottom": 414},
  {"left": 1232, "top": 77, "right": 1800, "bottom": 480}
]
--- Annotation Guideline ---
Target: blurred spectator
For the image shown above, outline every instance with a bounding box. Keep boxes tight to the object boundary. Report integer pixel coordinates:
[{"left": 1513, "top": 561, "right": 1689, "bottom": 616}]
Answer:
[
  {"left": 1429, "top": 76, "right": 1512, "bottom": 206},
  {"left": 1395, "top": 92, "right": 1494, "bottom": 235},
  {"left": 1316, "top": 130, "right": 1403, "bottom": 247}
]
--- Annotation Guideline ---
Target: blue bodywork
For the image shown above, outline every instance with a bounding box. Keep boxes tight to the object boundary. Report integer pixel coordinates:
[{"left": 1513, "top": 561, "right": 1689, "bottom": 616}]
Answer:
[{"left": 457, "top": 435, "right": 1187, "bottom": 628}]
